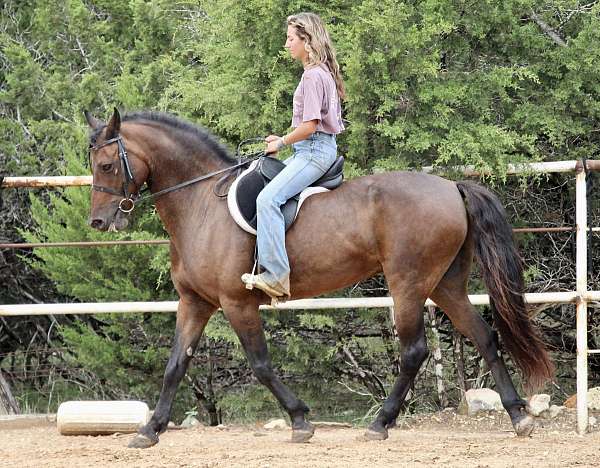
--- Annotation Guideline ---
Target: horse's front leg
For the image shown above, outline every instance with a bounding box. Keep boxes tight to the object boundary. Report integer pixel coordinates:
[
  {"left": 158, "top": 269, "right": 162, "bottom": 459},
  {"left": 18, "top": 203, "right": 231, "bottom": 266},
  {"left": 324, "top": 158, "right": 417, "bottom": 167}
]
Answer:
[
  {"left": 129, "top": 295, "right": 215, "bottom": 448},
  {"left": 223, "top": 301, "right": 314, "bottom": 443}
]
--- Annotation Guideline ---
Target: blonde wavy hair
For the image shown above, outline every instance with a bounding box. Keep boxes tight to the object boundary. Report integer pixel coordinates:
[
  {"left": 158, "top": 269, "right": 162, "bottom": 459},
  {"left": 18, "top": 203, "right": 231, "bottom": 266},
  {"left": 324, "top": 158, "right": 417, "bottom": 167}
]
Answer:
[{"left": 287, "top": 12, "right": 346, "bottom": 100}]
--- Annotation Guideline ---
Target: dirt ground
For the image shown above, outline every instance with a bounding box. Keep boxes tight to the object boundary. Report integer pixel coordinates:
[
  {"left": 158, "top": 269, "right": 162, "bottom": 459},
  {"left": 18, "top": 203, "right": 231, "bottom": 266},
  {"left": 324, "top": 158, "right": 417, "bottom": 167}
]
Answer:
[{"left": 2, "top": 409, "right": 600, "bottom": 467}]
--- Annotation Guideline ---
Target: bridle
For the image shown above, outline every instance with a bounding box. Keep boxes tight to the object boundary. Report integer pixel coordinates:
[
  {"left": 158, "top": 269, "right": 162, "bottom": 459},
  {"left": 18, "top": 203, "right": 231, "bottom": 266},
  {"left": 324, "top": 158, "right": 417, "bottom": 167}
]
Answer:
[
  {"left": 90, "top": 135, "right": 137, "bottom": 213},
  {"left": 89, "top": 134, "right": 264, "bottom": 214}
]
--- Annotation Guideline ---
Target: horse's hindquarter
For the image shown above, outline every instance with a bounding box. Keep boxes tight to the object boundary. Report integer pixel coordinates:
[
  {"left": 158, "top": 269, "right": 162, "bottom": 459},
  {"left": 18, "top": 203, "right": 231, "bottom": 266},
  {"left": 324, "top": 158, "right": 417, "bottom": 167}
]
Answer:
[{"left": 286, "top": 172, "right": 468, "bottom": 299}]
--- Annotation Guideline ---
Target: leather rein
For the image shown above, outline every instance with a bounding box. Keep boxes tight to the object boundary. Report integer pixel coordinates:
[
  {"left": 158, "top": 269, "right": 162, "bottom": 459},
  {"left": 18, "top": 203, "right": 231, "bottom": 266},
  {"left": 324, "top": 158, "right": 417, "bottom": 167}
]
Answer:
[{"left": 89, "top": 135, "right": 263, "bottom": 214}]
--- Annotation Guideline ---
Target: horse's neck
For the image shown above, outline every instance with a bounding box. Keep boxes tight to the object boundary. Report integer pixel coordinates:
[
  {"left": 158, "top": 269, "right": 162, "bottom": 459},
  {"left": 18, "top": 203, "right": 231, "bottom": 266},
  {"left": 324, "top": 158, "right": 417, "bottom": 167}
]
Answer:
[
  {"left": 145, "top": 139, "right": 226, "bottom": 195},
  {"left": 143, "top": 135, "right": 229, "bottom": 239}
]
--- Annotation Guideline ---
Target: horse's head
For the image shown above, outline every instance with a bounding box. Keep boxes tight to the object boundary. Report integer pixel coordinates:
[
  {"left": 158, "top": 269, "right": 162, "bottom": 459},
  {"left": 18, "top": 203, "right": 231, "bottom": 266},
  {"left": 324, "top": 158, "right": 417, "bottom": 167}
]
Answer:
[{"left": 85, "top": 108, "right": 149, "bottom": 232}]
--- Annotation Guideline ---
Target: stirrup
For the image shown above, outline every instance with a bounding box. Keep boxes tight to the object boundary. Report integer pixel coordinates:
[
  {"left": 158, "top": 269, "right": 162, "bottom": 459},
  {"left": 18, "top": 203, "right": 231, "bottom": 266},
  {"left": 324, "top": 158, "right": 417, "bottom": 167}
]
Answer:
[
  {"left": 241, "top": 273, "right": 285, "bottom": 299},
  {"left": 244, "top": 257, "right": 259, "bottom": 290}
]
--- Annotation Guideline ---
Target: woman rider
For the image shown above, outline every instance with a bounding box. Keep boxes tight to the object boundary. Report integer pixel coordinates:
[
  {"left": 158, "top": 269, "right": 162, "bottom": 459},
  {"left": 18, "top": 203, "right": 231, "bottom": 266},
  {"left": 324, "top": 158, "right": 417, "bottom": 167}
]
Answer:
[{"left": 242, "top": 12, "right": 345, "bottom": 300}]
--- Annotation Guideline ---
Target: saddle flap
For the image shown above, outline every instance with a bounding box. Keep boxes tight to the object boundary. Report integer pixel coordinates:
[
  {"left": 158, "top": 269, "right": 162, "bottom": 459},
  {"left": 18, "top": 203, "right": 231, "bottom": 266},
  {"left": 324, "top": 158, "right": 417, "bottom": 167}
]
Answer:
[
  {"left": 259, "top": 157, "right": 286, "bottom": 181},
  {"left": 228, "top": 154, "right": 344, "bottom": 236}
]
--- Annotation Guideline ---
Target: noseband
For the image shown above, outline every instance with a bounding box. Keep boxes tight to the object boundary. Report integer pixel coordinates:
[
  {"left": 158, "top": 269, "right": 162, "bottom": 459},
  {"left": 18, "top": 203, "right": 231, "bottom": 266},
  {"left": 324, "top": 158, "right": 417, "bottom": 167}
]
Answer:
[
  {"left": 89, "top": 135, "right": 264, "bottom": 214},
  {"left": 89, "top": 135, "right": 137, "bottom": 213}
]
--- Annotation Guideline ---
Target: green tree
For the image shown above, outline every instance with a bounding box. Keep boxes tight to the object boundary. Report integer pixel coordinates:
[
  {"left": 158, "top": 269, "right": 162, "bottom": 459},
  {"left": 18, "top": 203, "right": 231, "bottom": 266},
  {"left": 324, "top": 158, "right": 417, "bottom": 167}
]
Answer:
[{"left": 3, "top": 0, "right": 600, "bottom": 422}]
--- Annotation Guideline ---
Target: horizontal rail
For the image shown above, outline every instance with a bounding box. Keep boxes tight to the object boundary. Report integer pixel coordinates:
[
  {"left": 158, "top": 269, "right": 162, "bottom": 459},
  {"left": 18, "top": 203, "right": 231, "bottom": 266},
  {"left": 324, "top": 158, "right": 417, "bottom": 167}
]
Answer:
[
  {"left": 2, "top": 160, "right": 600, "bottom": 190},
  {"left": 421, "top": 159, "right": 600, "bottom": 176},
  {"left": 4, "top": 227, "right": 600, "bottom": 250},
  {"left": 513, "top": 227, "right": 572, "bottom": 233},
  {"left": 2, "top": 176, "right": 92, "bottom": 188},
  {"left": 2, "top": 291, "right": 600, "bottom": 316},
  {"left": 0, "top": 240, "right": 170, "bottom": 248}
]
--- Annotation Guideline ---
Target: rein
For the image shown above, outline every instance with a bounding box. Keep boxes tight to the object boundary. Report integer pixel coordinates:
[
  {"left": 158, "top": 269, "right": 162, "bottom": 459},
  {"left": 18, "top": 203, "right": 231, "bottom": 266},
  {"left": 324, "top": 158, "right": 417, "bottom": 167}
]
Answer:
[{"left": 89, "top": 135, "right": 264, "bottom": 213}]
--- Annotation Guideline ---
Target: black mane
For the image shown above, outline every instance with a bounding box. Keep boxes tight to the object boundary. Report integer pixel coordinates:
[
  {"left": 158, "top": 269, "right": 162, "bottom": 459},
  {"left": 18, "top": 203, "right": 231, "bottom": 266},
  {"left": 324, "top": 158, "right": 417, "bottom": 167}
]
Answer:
[{"left": 90, "top": 111, "right": 236, "bottom": 164}]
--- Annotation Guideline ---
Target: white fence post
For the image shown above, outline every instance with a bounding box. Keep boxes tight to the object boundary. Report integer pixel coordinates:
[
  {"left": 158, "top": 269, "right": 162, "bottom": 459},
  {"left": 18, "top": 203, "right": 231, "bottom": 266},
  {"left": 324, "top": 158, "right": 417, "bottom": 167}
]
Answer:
[{"left": 576, "top": 167, "right": 588, "bottom": 435}]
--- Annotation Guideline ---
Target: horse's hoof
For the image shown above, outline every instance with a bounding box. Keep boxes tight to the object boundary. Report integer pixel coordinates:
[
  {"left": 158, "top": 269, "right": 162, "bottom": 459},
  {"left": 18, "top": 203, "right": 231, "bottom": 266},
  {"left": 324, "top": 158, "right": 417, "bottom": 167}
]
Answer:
[
  {"left": 513, "top": 414, "right": 535, "bottom": 437},
  {"left": 128, "top": 433, "right": 159, "bottom": 449},
  {"left": 291, "top": 421, "right": 315, "bottom": 443},
  {"left": 364, "top": 427, "right": 388, "bottom": 441}
]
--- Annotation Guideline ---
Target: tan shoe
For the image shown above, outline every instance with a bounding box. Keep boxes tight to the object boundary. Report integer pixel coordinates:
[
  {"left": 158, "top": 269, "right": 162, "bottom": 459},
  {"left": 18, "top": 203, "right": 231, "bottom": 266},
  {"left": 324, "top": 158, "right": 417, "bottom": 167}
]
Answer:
[{"left": 241, "top": 273, "right": 286, "bottom": 298}]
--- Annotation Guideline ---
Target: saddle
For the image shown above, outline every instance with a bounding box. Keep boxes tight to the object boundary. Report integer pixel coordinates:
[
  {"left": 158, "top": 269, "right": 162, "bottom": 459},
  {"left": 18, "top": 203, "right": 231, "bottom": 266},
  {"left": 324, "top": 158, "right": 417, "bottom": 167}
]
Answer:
[{"left": 227, "top": 156, "right": 344, "bottom": 235}]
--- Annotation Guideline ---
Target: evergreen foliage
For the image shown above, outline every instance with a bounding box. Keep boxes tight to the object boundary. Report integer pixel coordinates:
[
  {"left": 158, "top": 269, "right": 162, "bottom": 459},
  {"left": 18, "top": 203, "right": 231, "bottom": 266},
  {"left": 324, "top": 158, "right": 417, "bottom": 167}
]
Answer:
[{"left": 2, "top": 0, "right": 600, "bottom": 422}]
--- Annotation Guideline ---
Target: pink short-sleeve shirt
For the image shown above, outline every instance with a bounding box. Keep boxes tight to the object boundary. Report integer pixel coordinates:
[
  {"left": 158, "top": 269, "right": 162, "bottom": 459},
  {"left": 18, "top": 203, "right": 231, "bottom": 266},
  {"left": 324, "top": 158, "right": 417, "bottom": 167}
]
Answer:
[{"left": 291, "top": 64, "right": 344, "bottom": 135}]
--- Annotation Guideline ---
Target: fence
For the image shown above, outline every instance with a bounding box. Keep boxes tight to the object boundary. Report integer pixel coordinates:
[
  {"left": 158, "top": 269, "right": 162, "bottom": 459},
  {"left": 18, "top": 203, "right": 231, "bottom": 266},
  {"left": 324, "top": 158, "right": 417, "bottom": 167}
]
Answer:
[{"left": 0, "top": 159, "right": 598, "bottom": 434}]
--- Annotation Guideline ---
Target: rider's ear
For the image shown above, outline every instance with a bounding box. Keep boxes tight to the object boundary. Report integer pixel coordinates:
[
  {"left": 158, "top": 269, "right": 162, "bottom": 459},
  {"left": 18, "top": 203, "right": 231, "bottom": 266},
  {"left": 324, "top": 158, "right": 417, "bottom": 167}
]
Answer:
[
  {"left": 84, "top": 110, "right": 103, "bottom": 129},
  {"left": 106, "top": 107, "right": 121, "bottom": 138}
]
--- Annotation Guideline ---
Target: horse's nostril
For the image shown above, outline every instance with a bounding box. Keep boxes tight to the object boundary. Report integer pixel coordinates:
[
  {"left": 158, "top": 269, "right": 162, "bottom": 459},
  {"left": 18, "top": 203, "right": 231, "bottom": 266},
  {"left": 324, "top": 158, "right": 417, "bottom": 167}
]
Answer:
[{"left": 90, "top": 218, "right": 105, "bottom": 230}]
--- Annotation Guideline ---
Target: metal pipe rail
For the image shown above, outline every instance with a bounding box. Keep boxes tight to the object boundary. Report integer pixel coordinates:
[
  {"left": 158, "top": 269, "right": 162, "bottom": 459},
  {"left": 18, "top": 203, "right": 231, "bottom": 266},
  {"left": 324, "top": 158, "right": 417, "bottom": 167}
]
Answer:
[
  {"left": 0, "top": 240, "right": 170, "bottom": 248},
  {"left": 421, "top": 159, "right": 600, "bottom": 176},
  {"left": 1, "top": 227, "right": 597, "bottom": 250},
  {"left": 2, "top": 159, "right": 600, "bottom": 190},
  {"left": 3, "top": 291, "right": 600, "bottom": 316},
  {"left": 1, "top": 176, "right": 92, "bottom": 188}
]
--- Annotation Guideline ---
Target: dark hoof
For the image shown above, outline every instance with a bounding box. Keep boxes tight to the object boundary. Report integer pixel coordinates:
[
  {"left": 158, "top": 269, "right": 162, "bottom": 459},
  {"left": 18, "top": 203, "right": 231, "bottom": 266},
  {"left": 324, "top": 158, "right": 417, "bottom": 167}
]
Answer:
[
  {"left": 128, "top": 432, "right": 159, "bottom": 449},
  {"left": 291, "top": 421, "right": 315, "bottom": 443},
  {"left": 513, "top": 414, "right": 535, "bottom": 437},
  {"left": 364, "top": 426, "right": 388, "bottom": 441}
]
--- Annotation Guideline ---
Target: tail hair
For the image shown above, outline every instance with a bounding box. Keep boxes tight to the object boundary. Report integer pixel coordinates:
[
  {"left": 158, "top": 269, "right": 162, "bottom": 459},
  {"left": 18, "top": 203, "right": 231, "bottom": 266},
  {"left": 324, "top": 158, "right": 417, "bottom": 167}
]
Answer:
[{"left": 456, "top": 181, "right": 554, "bottom": 391}]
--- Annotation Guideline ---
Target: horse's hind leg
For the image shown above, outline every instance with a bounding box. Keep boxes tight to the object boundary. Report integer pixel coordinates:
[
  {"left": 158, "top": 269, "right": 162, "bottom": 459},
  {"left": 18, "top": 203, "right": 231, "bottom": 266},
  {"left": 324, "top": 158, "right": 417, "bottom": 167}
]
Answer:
[
  {"left": 365, "top": 292, "right": 429, "bottom": 440},
  {"left": 429, "top": 258, "right": 534, "bottom": 437},
  {"left": 222, "top": 301, "right": 314, "bottom": 442},
  {"left": 129, "top": 294, "right": 215, "bottom": 448}
]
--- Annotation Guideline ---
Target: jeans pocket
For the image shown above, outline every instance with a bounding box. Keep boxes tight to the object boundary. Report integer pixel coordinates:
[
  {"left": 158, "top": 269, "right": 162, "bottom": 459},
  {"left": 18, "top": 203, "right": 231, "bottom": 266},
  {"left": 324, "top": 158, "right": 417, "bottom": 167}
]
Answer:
[{"left": 310, "top": 139, "right": 336, "bottom": 172}]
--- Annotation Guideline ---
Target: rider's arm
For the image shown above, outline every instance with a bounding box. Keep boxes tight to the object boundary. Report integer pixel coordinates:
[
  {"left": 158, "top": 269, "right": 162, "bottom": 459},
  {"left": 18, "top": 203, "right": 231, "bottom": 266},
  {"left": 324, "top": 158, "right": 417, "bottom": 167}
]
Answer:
[
  {"left": 265, "top": 120, "right": 318, "bottom": 154},
  {"left": 282, "top": 120, "right": 318, "bottom": 145}
]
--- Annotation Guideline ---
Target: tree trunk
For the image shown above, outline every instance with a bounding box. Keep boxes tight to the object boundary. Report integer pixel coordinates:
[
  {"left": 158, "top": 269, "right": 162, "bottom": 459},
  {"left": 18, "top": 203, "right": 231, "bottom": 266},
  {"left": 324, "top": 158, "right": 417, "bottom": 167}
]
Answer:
[
  {"left": 204, "top": 339, "right": 220, "bottom": 426},
  {"left": 387, "top": 306, "right": 401, "bottom": 375},
  {"left": 427, "top": 306, "right": 448, "bottom": 408},
  {"left": 188, "top": 375, "right": 220, "bottom": 426},
  {"left": 188, "top": 338, "right": 221, "bottom": 426},
  {"left": 474, "top": 357, "right": 490, "bottom": 389},
  {"left": 453, "top": 330, "right": 468, "bottom": 395},
  {"left": 0, "top": 369, "right": 20, "bottom": 415}
]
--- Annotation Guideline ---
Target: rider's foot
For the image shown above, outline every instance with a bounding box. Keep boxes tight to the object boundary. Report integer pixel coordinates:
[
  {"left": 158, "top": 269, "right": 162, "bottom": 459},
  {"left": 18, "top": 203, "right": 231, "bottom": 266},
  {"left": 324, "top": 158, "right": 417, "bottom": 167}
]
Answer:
[{"left": 241, "top": 273, "right": 287, "bottom": 298}]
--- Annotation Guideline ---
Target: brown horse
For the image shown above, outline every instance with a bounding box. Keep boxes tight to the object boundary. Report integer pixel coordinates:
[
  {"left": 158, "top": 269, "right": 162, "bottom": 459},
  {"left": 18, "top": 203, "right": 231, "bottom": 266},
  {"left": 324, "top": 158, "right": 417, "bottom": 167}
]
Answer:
[{"left": 85, "top": 108, "right": 553, "bottom": 448}]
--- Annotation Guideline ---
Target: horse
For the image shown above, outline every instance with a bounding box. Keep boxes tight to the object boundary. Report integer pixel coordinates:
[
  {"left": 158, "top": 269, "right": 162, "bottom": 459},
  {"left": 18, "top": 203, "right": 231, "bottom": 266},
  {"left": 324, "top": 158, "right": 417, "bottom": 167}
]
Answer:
[{"left": 85, "top": 108, "right": 553, "bottom": 448}]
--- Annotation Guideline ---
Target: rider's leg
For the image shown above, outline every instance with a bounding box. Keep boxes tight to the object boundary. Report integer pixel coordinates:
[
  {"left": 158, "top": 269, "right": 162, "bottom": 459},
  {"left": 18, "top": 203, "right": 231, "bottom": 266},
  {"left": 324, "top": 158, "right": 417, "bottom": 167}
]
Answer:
[{"left": 251, "top": 133, "right": 337, "bottom": 296}]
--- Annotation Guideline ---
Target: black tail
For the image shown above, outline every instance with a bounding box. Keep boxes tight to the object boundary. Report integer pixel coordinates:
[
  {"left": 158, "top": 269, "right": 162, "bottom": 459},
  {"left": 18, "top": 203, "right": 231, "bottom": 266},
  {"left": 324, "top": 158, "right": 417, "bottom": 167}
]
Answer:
[{"left": 456, "top": 181, "right": 554, "bottom": 391}]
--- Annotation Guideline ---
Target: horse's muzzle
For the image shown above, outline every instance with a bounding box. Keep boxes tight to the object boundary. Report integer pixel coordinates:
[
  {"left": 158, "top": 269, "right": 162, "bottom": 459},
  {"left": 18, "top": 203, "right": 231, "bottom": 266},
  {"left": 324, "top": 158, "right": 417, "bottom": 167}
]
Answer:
[
  {"left": 89, "top": 213, "right": 129, "bottom": 232},
  {"left": 89, "top": 218, "right": 107, "bottom": 230}
]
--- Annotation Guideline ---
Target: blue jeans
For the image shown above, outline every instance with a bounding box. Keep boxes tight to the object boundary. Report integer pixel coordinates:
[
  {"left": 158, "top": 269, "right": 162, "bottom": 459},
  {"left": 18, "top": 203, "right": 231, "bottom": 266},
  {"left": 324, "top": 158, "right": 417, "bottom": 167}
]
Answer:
[{"left": 256, "top": 132, "right": 337, "bottom": 295}]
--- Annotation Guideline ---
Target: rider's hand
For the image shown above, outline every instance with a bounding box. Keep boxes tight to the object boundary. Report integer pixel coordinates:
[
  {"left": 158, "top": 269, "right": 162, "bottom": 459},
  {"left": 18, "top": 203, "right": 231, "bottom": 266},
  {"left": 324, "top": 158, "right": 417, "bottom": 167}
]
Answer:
[{"left": 265, "top": 135, "right": 281, "bottom": 156}]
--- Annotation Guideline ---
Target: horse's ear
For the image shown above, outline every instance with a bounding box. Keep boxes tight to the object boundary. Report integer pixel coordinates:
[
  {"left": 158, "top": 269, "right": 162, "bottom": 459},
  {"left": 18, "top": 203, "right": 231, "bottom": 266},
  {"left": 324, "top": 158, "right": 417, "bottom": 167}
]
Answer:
[
  {"left": 84, "top": 110, "right": 102, "bottom": 129},
  {"left": 106, "top": 107, "right": 121, "bottom": 138}
]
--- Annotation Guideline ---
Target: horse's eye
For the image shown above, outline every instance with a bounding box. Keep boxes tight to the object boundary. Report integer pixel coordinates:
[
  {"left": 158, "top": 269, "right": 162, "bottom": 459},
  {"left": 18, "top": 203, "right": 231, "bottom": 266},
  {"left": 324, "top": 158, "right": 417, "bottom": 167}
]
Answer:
[{"left": 101, "top": 163, "right": 113, "bottom": 172}]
